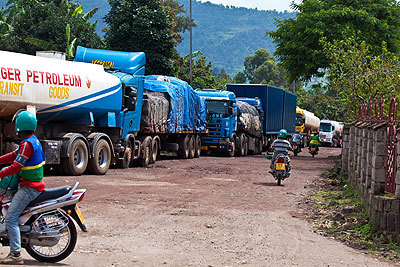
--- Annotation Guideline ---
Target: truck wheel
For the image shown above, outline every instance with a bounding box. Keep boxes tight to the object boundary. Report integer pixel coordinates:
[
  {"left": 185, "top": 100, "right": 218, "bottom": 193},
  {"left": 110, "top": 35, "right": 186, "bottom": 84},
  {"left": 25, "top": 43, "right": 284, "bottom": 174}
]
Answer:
[
  {"left": 228, "top": 140, "right": 235, "bottom": 157},
  {"left": 239, "top": 134, "right": 245, "bottom": 156},
  {"left": 116, "top": 140, "right": 133, "bottom": 169},
  {"left": 178, "top": 135, "right": 190, "bottom": 159},
  {"left": 150, "top": 137, "right": 159, "bottom": 164},
  {"left": 188, "top": 135, "right": 195, "bottom": 159},
  {"left": 138, "top": 137, "right": 152, "bottom": 167},
  {"left": 243, "top": 139, "right": 248, "bottom": 156},
  {"left": 194, "top": 135, "right": 201, "bottom": 158},
  {"left": 62, "top": 139, "right": 88, "bottom": 176},
  {"left": 87, "top": 139, "right": 111, "bottom": 175}
]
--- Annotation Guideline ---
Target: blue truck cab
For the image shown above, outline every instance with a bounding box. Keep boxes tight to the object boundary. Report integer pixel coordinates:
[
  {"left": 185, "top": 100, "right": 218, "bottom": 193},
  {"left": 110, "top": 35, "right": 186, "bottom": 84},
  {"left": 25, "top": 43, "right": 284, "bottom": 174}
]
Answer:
[
  {"left": 74, "top": 46, "right": 146, "bottom": 163},
  {"left": 196, "top": 89, "right": 237, "bottom": 155}
]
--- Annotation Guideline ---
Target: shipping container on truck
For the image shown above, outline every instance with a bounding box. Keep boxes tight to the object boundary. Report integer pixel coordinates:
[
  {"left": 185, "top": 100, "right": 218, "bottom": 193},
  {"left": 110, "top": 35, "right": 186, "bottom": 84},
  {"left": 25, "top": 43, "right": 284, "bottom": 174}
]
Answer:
[
  {"left": 0, "top": 47, "right": 206, "bottom": 176},
  {"left": 227, "top": 84, "right": 297, "bottom": 149}
]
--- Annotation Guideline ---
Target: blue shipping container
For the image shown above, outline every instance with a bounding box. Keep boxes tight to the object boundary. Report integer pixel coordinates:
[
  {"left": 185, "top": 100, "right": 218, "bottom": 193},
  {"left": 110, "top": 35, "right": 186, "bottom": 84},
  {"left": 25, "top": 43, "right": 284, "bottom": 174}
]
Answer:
[{"left": 227, "top": 84, "right": 297, "bottom": 134}]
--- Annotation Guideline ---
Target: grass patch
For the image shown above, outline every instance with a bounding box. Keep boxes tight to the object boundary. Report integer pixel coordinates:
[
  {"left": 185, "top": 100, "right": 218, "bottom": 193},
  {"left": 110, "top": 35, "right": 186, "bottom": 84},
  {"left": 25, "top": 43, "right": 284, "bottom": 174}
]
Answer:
[{"left": 300, "top": 166, "right": 400, "bottom": 262}]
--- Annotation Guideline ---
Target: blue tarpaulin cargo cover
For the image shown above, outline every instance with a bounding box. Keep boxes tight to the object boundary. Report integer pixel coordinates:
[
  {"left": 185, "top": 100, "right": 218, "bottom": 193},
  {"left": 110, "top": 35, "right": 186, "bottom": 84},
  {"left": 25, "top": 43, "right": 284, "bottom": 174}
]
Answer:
[{"left": 144, "top": 76, "right": 207, "bottom": 133}]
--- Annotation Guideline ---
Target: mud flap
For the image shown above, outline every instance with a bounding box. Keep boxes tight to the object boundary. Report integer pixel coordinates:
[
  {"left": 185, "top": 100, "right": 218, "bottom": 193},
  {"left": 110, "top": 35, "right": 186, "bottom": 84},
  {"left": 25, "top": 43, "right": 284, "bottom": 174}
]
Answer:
[{"left": 61, "top": 205, "right": 87, "bottom": 232}]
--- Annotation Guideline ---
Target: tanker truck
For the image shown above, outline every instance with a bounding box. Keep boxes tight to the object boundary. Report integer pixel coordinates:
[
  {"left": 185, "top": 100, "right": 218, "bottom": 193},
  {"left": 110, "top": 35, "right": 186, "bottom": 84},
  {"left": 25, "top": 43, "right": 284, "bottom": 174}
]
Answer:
[
  {"left": 196, "top": 89, "right": 263, "bottom": 156},
  {"left": 319, "top": 119, "right": 343, "bottom": 147},
  {"left": 0, "top": 46, "right": 206, "bottom": 176},
  {"left": 295, "top": 107, "right": 320, "bottom": 147}
]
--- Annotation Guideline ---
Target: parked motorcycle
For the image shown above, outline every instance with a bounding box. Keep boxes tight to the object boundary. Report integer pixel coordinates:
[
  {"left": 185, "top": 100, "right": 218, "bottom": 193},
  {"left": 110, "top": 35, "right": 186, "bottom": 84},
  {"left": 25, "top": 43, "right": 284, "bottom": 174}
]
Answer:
[
  {"left": 0, "top": 182, "right": 86, "bottom": 263},
  {"left": 308, "top": 144, "right": 319, "bottom": 157},
  {"left": 269, "top": 153, "right": 291, "bottom": 186}
]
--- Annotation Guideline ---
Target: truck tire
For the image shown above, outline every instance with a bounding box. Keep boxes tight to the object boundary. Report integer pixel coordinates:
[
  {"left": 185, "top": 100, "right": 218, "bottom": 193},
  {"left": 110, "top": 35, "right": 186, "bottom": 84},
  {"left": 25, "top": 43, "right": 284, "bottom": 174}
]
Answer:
[
  {"left": 150, "top": 136, "right": 159, "bottom": 164},
  {"left": 116, "top": 139, "right": 133, "bottom": 169},
  {"left": 62, "top": 139, "right": 88, "bottom": 176},
  {"left": 228, "top": 139, "right": 235, "bottom": 157},
  {"left": 239, "top": 134, "right": 246, "bottom": 156},
  {"left": 87, "top": 139, "right": 111, "bottom": 175},
  {"left": 178, "top": 135, "right": 190, "bottom": 159},
  {"left": 138, "top": 137, "right": 152, "bottom": 167},
  {"left": 243, "top": 138, "right": 248, "bottom": 156},
  {"left": 188, "top": 135, "right": 195, "bottom": 159},
  {"left": 194, "top": 135, "right": 201, "bottom": 158}
]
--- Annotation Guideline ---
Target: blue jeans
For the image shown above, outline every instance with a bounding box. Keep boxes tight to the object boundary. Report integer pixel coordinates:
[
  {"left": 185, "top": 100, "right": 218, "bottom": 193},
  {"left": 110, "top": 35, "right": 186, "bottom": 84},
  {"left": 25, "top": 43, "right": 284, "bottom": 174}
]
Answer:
[{"left": 5, "top": 186, "right": 40, "bottom": 254}]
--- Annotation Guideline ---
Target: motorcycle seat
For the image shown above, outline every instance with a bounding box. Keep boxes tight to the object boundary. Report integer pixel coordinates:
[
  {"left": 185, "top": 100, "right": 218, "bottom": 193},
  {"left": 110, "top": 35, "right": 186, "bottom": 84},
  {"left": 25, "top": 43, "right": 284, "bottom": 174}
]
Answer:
[{"left": 28, "top": 186, "right": 72, "bottom": 207}]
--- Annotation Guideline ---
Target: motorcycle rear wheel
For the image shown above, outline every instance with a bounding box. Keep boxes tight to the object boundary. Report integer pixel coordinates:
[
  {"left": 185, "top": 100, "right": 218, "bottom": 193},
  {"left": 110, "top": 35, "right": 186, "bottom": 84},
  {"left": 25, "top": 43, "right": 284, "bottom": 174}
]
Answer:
[
  {"left": 25, "top": 215, "right": 77, "bottom": 263},
  {"left": 277, "top": 174, "right": 282, "bottom": 186}
]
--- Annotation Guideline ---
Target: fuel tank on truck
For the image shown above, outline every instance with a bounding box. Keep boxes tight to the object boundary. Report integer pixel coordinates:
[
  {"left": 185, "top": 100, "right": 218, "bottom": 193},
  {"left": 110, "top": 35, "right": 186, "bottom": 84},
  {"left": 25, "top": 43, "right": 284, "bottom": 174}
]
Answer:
[{"left": 0, "top": 50, "right": 122, "bottom": 125}]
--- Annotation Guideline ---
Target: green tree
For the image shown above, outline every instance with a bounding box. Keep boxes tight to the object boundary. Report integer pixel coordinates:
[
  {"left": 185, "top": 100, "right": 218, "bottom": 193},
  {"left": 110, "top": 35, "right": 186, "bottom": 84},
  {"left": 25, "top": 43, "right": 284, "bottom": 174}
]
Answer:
[
  {"left": 0, "top": 0, "right": 102, "bottom": 55},
  {"left": 214, "top": 68, "right": 233, "bottom": 90},
  {"left": 244, "top": 48, "right": 287, "bottom": 88},
  {"left": 325, "top": 38, "right": 400, "bottom": 120},
  {"left": 176, "top": 52, "right": 217, "bottom": 89},
  {"left": 162, "top": 0, "right": 194, "bottom": 44},
  {"left": 269, "top": 0, "right": 400, "bottom": 82},
  {"left": 296, "top": 83, "right": 345, "bottom": 122},
  {"left": 105, "top": 0, "right": 176, "bottom": 75},
  {"left": 233, "top": 71, "right": 246, "bottom": 83}
]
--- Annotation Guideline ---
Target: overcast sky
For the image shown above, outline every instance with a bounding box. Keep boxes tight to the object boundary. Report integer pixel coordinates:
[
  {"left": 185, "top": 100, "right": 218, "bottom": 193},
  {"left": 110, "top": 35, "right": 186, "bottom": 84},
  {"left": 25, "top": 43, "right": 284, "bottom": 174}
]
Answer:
[{"left": 198, "top": 0, "right": 299, "bottom": 12}]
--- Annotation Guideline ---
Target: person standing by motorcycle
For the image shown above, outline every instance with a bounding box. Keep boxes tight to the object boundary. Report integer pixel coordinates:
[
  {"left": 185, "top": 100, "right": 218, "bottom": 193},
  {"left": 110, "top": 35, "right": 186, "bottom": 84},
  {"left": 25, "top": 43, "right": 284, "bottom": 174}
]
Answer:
[
  {"left": 269, "top": 129, "right": 292, "bottom": 173},
  {"left": 0, "top": 111, "right": 45, "bottom": 265}
]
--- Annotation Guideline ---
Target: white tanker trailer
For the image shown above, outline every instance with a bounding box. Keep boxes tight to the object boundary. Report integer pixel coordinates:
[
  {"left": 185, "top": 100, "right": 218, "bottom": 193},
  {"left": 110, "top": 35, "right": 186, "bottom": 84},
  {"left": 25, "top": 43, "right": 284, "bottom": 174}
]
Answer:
[{"left": 0, "top": 47, "right": 207, "bottom": 176}]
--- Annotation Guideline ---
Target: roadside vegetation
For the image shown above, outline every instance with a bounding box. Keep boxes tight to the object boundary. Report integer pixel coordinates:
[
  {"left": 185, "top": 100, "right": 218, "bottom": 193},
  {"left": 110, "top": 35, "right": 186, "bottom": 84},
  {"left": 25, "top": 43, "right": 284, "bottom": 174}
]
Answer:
[{"left": 300, "top": 162, "right": 400, "bottom": 263}]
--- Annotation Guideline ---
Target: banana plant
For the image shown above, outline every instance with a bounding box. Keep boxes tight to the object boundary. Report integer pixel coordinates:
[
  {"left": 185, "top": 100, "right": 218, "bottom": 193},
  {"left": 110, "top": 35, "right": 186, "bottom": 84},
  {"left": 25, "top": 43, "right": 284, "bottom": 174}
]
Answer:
[
  {"left": 65, "top": 23, "right": 77, "bottom": 60},
  {"left": 24, "top": 2, "right": 98, "bottom": 60}
]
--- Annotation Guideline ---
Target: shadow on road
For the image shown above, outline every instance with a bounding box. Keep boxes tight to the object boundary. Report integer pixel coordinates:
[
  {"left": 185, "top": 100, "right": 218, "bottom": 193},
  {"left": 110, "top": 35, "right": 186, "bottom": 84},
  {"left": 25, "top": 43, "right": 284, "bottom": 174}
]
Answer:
[
  {"left": 253, "top": 181, "right": 283, "bottom": 187},
  {"left": 21, "top": 259, "right": 67, "bottom": 266}
]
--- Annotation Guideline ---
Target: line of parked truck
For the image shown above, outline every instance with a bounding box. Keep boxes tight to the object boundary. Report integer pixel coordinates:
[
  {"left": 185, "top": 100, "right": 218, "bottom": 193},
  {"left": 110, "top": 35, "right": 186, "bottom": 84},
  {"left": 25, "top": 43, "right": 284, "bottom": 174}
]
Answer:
[{"left": 0, "top": 46, "right": 341, "bottom": 176}]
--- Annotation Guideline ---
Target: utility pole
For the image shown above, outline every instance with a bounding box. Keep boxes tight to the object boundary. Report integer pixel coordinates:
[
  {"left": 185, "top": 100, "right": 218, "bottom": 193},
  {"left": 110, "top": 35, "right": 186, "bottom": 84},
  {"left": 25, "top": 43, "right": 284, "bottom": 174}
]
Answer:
[{"left": 189, "top": 0, "right": 193, "bottom": 87}]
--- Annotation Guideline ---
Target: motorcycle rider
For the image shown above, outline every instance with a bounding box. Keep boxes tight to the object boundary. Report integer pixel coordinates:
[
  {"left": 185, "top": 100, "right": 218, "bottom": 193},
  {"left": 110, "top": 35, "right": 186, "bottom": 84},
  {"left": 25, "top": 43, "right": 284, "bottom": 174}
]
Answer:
[
  {"left": 0, "top": 110, "right": 45, "bottom": 265},
  {"left": 291, "top": 130, "right": 302, "bottom": 151},
  {"left": 309, "top": 131, "right": 321, "bottom": 151},
  {"left": 269, "top": 129, "right": 292, "bottom": 174}
]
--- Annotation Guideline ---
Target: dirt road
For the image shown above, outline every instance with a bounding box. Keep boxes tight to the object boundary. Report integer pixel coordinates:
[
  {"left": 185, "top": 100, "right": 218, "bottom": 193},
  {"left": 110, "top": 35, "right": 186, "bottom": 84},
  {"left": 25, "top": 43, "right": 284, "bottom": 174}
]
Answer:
[{"left": 2, "top": 147, "right": 397, "bottom": 266}]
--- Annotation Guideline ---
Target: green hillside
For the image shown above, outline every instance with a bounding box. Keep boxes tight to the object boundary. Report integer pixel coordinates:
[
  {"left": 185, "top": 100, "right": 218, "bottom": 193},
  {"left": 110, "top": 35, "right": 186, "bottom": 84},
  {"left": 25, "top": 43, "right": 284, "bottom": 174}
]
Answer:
[{"left": 0, "top": 0, "right": 296, "bottom": 76}]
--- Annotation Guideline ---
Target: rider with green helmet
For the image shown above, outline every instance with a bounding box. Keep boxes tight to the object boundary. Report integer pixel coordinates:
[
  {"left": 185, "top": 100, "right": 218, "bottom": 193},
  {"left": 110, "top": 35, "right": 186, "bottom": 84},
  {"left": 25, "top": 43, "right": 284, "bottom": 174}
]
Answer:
[
  {"left": 0, "top": 110, "right": 45, "bottom": 265},
  {"left": 268, "top": 129, "right": 293, "bottom": 172}
]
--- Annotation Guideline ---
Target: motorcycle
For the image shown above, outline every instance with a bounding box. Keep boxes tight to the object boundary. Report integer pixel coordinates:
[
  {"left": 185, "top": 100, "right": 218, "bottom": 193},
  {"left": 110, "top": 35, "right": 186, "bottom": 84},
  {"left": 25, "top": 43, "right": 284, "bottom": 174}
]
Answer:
[
  {"left": 292, "top": 141, "right": 301, "bottom": 156},
  {"left": 0, "top": 182, "right": 86, "bottom": 263},
  {"left": 309, "top": 144, "right": 319, "bottom": 157},
  {"left": 270, "top": 153, "right": 291, "bottom": 186}
]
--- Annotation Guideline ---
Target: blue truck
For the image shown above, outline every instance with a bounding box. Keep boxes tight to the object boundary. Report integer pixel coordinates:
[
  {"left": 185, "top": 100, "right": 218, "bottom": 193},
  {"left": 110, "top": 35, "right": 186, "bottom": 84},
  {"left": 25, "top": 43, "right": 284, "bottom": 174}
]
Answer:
[
  {"left": 196, "top": 89, "right": 263, "bottom": 156},
  {"left": 227, "top": 84, "right": 297, "bottom": 150},
  {"left": 0, "top": 46, "right": 207, "bottom": 175}
]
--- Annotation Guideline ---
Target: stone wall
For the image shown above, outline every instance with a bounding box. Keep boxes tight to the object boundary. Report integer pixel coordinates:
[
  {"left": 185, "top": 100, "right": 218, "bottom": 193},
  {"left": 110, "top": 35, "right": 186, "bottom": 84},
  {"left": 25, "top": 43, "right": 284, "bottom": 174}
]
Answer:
[{"left": 342, "top": 122, "right": 400, "bottom": 243}]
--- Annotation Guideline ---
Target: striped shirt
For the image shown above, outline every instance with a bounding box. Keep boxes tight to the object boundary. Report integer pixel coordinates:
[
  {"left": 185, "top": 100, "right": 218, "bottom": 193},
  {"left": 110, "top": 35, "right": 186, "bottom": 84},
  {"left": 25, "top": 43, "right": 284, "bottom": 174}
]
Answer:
[{"left": 271, "top": 139, "right": 292, "bottom": 153}]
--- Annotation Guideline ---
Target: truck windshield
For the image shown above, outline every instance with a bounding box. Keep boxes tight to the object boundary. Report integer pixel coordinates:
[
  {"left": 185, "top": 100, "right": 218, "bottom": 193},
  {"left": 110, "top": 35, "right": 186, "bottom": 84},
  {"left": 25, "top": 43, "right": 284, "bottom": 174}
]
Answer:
[
  {"left": 295, "top": 113, "right": 303, "bottom": 126},
  {"left": 206, "top": 100, "right": 232, "bottom": 118},
  {"left": 320, "top": 123, "right": 332, "bottom": 132}
]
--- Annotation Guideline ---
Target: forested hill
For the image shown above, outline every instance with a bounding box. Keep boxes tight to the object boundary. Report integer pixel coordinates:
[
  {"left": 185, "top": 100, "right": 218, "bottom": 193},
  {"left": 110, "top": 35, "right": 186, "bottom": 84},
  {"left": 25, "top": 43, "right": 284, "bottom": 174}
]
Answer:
[
  {"left": 0, "top": 0, "right": 296, "bottom": 76},
  {"left": 177, "top": 0, "right": 296, "bottom": 76}
]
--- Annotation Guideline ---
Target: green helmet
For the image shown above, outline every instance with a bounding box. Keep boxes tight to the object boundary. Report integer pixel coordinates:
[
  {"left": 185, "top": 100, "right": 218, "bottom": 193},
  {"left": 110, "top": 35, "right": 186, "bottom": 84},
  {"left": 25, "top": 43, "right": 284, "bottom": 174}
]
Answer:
[
  {"left": 278, "top": 129, "right": 287, "bottom": 139},
  {"left": 14, "top": 111, "right": 37, "bottom": 132},
  {"left": 295, "top": 130, "right": 300, "bottom": 134}
]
